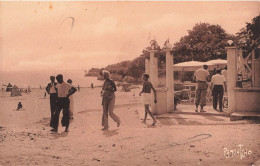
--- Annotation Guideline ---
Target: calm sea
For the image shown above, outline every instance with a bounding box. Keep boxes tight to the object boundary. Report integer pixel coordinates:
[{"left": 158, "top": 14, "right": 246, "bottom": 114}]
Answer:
[{"left": 0, "top": 70, "right": 103, "bottom": 89}]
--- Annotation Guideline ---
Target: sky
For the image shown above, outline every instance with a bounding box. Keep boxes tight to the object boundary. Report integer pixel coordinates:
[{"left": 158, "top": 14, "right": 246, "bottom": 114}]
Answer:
[{"left": 0, "top": 1, "right": 259, "bottom": 71}]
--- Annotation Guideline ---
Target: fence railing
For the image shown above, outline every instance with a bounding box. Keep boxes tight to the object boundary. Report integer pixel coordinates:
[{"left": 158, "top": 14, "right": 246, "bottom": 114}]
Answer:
[{"left": 236, "top": 48, "right": 259, "bottom": 88}]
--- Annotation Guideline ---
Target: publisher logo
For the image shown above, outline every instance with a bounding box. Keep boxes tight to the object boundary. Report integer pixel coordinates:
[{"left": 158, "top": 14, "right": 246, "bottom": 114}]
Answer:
[{"left": 223, "top": 144, "right": 252, "bottom": 159}]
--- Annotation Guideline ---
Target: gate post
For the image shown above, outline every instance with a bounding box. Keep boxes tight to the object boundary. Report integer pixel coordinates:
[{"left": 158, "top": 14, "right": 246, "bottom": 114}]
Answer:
[
  {"left": 145, "top": 58, "right": 150, "bottom": 76},
  {"left": 226, "top": 45, "right": 237, "bottom": 113},
  {"left": 149, "top": 50, "right": 158, "bottom": 114},
  {"left": 165, "top": 48, "right": 174, "bottom": 112}
]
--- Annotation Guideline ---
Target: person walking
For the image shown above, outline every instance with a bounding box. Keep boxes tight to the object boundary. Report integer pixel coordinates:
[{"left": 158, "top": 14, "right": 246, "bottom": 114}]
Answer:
[
  {"left": 51, "top": 74, "right": 77, "bottom": 132},
  {"left": 221, "top": 65, "right": 228, "bottom": 95},
  {"left": 139, "top": 74, "right": 157, "bottom": 125},
  {"left": 211, "top": 69, "right": 227, "bottom": 112},
  {"left": 45, "top": 76, "right": 58, "bottom": 130},
  {"left": 194, "top": 65, "right": 210, "bottom": 112},
  {"left": 67, "top": 79, "right": 75, "bottom": 119},
  {"left": 101, "top": 70, "right": 120, "bottom": 131}
]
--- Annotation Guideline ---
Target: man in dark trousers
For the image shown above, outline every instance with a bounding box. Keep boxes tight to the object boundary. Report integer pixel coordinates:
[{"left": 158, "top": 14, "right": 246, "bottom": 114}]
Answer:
[
  {"left": 46, "top": 76, "right": 58, "bottom": 130},
  {"left": 211, "top": 69, "right": 227, "bottom": 112},
  {"left": 194, "top": 65, "right": 210, "bottom": 112},
  {"left": 51, "top": 74, "right": 77, "bottom": 132}
]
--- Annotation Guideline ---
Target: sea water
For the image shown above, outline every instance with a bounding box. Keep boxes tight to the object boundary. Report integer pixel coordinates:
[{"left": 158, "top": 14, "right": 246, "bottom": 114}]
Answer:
[{"left": 0, "top": 70, "right": 103, "bottom": 89}]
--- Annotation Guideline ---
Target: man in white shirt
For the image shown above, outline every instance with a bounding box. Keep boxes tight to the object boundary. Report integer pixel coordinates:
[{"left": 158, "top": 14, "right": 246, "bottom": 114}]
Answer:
[
  {"left": 194, "top": 65, "right": 210, "bottom": 112},
  {"left": 67, "top": 79, "right": 75, "bottom": 119},
  {"left": 221, "top": 65, "right": 228, "bottom": 95},
  {"left": 51, "top": 74, "right": 77, "bottom": 132},
  {"left": 211, "top": 69, "right": 227, "bottom": 112},
  {"left": 45, "top": 76, "right": 58, "bottom": 129}
]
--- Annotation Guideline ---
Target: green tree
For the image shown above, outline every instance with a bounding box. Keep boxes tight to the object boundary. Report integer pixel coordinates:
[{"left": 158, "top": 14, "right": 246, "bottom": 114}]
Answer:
[
  {"left": 127, "top": 56, "right": 145, "bottom": 80},
  {"left": 236, "top": 14, "right": 260, "bottom": 56},
  {"left": 173, "top": 23, "right": 231, "bottom": 62}
]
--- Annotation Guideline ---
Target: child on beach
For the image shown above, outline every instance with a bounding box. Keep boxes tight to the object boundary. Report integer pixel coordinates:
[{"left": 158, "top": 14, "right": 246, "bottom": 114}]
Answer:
[
  {"left": 17, "top": 102, "right": 22, "bottom": 111},
  {"left": 139, "top": 74, "right": 157, "bottom": 125}
]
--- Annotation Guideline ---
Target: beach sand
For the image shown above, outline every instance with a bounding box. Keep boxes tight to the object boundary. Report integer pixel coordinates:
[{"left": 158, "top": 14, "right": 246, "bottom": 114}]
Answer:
[{"left": 0, "top": 87, "right": 259, "bottom": 166}]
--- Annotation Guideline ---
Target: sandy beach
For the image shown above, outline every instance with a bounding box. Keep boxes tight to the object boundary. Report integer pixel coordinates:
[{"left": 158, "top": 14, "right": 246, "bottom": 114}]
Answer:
[{"left": 0, "top": 87, "right": 259, "bottom": 166}]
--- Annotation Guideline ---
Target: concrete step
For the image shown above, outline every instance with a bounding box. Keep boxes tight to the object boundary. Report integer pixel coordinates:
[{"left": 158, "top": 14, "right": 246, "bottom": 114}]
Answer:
[
  {"left": 167, "top": 111, "right": 229, "bottom": 117},
  {"left": 230, "top": 112, "right": 260, "bottom": 121}
]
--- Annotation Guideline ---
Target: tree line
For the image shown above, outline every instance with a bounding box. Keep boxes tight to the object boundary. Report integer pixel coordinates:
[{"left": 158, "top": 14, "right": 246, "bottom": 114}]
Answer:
[{"left": 87, "top": 14, "right": 260, "bottom": 82}]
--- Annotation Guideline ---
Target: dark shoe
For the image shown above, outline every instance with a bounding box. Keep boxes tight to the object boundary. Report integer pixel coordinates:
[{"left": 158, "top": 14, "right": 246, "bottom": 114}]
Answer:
[
  {"left": 50, "top": 128, "right": 58, "bottom": 132},
  {"left": 219, "top": 109, "right": 223, "bottom": 112},
  {"left": 65, "top": 127, "right": 69, "bottom": 132},
  {"left": 200, "top": 109, "right": 206, "bottom": 112},
  {"left": 195, "top": 109, "right": 198, "bottom": 112},
  {"left": 152, "top": 120, "right": 157, "bottom": 126},
  {"left": 117, "top": 122, "right": 120, "bottom": 127}
]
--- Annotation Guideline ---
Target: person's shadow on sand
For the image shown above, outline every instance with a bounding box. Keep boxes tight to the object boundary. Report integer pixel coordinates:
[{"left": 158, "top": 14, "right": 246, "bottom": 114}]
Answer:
[
  {"left": 51, "top": 132, "right": 69, "bottom": 139},
  {"left": 147, "top": 125, "right": 157, "bottom": 128},
  {"left": 103, "top": 129, "right": 119, "bottom": 137}
]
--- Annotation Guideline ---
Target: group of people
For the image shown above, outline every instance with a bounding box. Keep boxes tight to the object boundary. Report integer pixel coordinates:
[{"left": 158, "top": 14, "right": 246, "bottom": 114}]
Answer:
[
  {"left": 46, "top": 74, "right": 77, "bottom": 132},
  {"left": 100, "top": 70, "right": 157, "bottom": 130},
  {"left": 45, "top": 71, "right": 158, "bottom": 132},
  {"left": 194, "top": 65, "right": 227, "bottom": 112},
  {"left": 44, "top": 65, "right": 227, "bottom": 132}
]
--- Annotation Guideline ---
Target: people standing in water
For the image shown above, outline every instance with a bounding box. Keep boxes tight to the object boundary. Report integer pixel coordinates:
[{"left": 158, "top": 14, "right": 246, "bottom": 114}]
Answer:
[
  {"left": 139, "top": 74, "right": 157, "bottom": 125},
  {"left": 51, "top": 74, "right": 77, "bottom": 132},
  {"left": 101, "top": 70, "right": 120, "bottom": 131},
  {"left": 67, "top": 79, "right": 75, "bottom": 119},
  {"left": 45, "top": 76, "right": 58, "bottom": 130}
]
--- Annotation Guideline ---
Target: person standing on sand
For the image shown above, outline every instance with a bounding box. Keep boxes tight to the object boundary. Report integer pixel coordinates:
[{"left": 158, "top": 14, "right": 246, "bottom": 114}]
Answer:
[
  {"left": 51, "top": 74, "right": 77, "bottom": 132},
  {"left": 67, "top": 79, "right": 75, "bottom": 119},
  {"left": 139, "top": 74, "right": 157, "bottom": 125},
  {"left": 45, "top": 76, "right": 58, "bottom": 130},
  {"left": 101, "top": 70, "right": 120, "bottom": 131},
  {"left": 194, "top": 65, "right": 210, "bottom": 113}
]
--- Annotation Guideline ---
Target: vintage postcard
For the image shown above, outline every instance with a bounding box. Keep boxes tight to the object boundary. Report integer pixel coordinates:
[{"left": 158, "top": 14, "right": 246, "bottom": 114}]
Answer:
[{"left": 0, "top": 1, "right": 259, "bottom": 165}]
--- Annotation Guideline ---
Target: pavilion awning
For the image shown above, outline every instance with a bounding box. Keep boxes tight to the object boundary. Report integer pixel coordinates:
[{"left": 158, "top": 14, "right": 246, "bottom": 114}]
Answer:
[
  {"left": 173, "top": 59, "right": 227, "bottom": 71},
  {"left": 173, "top": 61, "right": 205, "bottom": 71},
  {"left": 206, "top": 59, "right": 227, "bottom": 69}
]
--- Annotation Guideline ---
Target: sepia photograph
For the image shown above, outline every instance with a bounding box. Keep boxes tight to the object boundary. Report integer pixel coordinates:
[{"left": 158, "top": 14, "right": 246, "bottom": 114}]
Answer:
[{"left": 0, "top": 1, "right": 260, "bottom": 165}]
